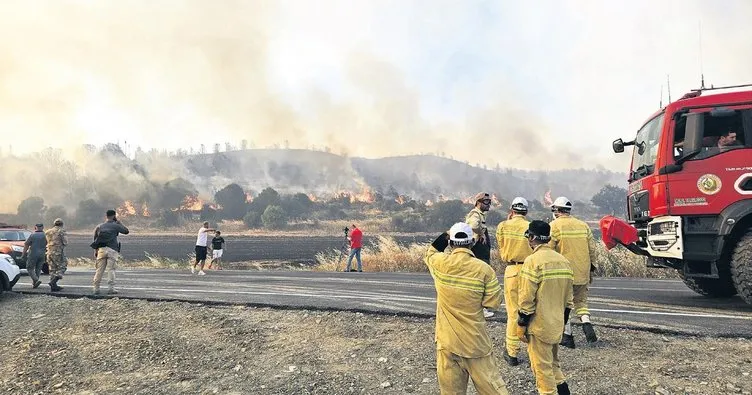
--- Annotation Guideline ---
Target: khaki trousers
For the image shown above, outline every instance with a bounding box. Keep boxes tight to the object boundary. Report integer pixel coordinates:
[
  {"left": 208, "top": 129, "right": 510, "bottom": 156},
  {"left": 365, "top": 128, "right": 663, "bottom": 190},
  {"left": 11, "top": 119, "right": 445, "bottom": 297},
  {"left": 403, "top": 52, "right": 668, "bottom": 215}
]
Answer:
[
  {"left": 528, "top": 336, "right": 566, "bottom": 395},
  {"left": 93, "top": 247, "right": 119, "bottom": 291},
  {"left": 436, "top": 349, "right": 509, "bottom": 395}
]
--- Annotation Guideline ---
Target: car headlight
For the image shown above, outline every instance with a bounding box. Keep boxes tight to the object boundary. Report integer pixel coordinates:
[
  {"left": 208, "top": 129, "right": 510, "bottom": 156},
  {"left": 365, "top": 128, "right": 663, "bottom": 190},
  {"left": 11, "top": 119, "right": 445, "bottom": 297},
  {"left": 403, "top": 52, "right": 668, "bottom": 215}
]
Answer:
[{"left": 11, "top": 245, "right": 24, "bottom": 252}]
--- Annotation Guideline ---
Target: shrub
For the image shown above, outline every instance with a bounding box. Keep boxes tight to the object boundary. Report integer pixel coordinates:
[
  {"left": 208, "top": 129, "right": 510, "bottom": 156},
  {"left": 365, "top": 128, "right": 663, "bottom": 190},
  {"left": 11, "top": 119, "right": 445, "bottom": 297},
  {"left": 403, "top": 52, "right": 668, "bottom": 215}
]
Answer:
[
  {"left": 261, "top": 205, "right": 287, "bottom": 229},
  {"left": 243, "top": 211, "right": 261, "bottom": 228}
]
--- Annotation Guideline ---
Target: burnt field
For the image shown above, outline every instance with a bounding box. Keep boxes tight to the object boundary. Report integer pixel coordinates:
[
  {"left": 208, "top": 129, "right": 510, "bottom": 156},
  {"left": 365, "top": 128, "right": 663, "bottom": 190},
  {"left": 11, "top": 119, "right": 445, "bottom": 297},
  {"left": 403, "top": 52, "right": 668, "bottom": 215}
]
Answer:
[{"left": 64, "top": 234, "right": 434, "bottom": 264}]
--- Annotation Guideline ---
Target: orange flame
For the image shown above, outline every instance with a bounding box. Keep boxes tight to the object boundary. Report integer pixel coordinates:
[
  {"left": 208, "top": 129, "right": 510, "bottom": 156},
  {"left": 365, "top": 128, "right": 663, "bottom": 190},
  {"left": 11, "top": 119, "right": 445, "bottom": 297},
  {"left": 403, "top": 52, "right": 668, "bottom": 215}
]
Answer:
[
  {"left": 141, "top": 203, "right": 151, "bottom": 217},
  {"left": 116, "top": 201, "right": 137, "bottom": 217},
  {"left": 245, "top": 193, "right": 254, "bottom": 203},
  {"left": 351, "top": 187, "right": 375, "bottom": 204},
  {"left": 491, "top": 193, "right": 502, "bottom": 207},
  {"left": 307, "top": 193, "right": 318, "bottom": 202}
]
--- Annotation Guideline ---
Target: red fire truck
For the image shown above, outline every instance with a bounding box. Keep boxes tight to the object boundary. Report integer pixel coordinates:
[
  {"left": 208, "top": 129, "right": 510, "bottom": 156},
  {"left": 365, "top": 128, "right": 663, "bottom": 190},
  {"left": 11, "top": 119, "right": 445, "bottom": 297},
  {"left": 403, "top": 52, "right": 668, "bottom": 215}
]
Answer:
[{"left": 600, "top": 83, "right": 752, "bottom": 305}]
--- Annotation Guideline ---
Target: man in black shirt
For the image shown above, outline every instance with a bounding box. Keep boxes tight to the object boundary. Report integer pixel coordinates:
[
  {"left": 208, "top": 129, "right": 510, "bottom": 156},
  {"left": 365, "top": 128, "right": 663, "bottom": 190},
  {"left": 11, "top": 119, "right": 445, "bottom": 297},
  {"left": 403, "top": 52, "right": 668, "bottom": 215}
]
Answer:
[{"left": 208, "top": 231, "right": 225, "bottom": 270}]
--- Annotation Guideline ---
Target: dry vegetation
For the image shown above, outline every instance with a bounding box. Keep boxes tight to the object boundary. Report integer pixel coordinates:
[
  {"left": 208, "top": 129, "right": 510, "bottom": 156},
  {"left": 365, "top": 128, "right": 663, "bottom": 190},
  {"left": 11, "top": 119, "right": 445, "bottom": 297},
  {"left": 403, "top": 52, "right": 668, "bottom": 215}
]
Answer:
[{"left": 314, "top": 235, "right": 679, "bottom": 279}]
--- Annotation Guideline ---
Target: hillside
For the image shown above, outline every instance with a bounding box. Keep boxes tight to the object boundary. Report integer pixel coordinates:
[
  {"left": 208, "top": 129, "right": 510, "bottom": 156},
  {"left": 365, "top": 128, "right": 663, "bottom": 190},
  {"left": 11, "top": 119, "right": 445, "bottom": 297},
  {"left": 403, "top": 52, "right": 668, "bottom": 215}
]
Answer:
[
  {"left": 0, "top": 146, "right": 626, "bottom": 214},
  {"left": 183, "top": 149, "right": 625, "bottom": 202}
]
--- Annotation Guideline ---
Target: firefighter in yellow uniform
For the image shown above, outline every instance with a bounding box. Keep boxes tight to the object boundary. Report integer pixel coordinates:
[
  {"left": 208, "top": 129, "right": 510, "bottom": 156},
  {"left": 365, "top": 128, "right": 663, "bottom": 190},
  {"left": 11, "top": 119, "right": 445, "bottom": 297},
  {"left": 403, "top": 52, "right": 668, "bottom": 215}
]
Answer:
[
  {"left": 424, "top": 222, "right": 509, "bottom": 395},
  {"left": 549, "top": 196, "right": 599, "bottom": 347},
  {"left": 516, "top": 220, "right": 574, "bottom": 395},
  {"left": 495, "top": 197, "right": 533, "bottom": 366}
]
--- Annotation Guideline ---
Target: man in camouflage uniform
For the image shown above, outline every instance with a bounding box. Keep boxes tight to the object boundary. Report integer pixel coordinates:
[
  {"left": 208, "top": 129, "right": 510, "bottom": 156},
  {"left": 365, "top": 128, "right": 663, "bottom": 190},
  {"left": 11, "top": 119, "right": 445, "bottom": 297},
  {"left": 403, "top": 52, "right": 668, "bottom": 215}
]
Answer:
[
  {"left": 466, "top": 192, "right": 494, "bottom": 318},
  {"left": 45, "top": 218, "right": 68, "bottom": 292},
  {"left": 466, "top": 192, "right": 492, "bottom": 264}
]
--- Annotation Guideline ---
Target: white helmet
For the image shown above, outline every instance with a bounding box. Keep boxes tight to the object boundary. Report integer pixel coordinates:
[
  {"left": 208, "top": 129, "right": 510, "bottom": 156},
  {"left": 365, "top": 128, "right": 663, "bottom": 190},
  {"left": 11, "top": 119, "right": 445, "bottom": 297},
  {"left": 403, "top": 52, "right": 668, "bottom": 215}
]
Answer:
[
  {"left": 510, "top": 197, "right": 528, "bottom": 212},
  {"left": 551, "top": 196, "right": 573, "bottom": 211},
  {"left": 448, "top": 222, "right": 474, "bottom": 246}
]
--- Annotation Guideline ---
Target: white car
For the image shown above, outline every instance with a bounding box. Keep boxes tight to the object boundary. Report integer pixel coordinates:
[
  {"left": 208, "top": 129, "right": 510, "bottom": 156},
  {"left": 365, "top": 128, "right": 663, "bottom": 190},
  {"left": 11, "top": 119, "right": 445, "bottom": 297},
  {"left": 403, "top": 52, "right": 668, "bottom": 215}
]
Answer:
[{"left": 0, "top": 253, "right": 21, "bottom": 294}]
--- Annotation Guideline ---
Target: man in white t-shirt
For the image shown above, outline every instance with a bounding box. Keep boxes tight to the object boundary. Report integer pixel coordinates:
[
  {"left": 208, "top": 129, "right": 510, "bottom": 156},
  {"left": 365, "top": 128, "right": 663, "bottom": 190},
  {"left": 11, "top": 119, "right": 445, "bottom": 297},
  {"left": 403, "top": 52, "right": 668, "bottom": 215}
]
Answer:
[{"left": 193, "top": 221, "right": 215, "bottom": 275}]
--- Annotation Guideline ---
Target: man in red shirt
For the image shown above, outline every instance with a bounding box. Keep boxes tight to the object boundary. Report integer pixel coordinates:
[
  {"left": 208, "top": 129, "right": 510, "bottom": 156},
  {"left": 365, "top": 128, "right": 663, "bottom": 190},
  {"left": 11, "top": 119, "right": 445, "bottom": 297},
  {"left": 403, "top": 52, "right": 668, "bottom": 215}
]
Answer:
[{"left": 345, "top": 224, "right": 363, "bottom": 272}]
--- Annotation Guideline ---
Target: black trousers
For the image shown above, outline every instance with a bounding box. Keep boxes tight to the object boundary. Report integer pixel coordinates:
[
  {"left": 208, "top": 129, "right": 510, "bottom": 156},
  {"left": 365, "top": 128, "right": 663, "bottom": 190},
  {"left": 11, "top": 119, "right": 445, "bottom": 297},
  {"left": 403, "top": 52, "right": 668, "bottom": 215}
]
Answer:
[{"left": 472, "top": 231, "right": 491, "bottom": 264}]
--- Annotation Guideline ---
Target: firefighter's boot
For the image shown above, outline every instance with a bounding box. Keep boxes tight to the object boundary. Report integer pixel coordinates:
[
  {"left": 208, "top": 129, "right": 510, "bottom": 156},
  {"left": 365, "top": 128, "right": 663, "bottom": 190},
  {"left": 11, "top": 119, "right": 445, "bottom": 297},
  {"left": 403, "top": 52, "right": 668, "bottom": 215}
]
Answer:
[
  {"left": 557, "top": 382, "right": 571, "bottom": 395},
  {"left": 582, "top": 322, "right": 598, "bottom": 343},
  {"left": 503, "top": 349, "right": 519, "bottom": 366},
  {"left": 560, "top": 333, "right": 575, "bottom": 349}
]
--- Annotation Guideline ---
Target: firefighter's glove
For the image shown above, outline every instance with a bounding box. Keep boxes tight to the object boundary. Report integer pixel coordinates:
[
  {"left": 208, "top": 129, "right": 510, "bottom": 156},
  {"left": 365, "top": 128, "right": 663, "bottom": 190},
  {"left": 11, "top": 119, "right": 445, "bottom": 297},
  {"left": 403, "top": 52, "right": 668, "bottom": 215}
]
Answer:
[
  {"left": 517, "top": 311, "right": 532, "bottom": 343},
  {"left": 431, "top": 232, "right": 450, "bottom": 252}
]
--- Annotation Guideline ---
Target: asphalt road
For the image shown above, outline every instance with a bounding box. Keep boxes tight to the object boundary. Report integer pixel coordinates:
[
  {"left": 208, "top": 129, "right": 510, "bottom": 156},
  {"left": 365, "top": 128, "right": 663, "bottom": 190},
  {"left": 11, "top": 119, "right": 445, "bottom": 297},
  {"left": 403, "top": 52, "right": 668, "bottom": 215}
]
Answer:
[
  {"left": 12, "top": 268, "right": 752, "bottom": 338},
  {"left": 64, "top": 235, "right": 432, "bottom": 264}
]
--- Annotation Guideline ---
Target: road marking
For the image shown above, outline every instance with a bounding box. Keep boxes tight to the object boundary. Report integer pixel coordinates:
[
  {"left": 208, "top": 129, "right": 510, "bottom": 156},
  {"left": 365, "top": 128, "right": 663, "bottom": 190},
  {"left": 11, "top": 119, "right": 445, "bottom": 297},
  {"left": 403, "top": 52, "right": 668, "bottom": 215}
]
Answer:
[
  {"left": 116, "top": 271, "right": 686, "bottom": 292},
  {"left": 587, "top": 307, "right": 752, "bottom": 320},
  {"left": 24, "top": 284, "right": 752, "bottom": 321}
]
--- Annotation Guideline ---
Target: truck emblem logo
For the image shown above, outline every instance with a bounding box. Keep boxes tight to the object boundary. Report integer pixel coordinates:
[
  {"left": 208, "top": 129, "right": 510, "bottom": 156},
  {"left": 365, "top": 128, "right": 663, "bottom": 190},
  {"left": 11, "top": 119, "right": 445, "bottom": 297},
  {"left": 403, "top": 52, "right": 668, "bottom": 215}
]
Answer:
[{"left": 697, "top": 174, "right": 722, "bottom": 195}]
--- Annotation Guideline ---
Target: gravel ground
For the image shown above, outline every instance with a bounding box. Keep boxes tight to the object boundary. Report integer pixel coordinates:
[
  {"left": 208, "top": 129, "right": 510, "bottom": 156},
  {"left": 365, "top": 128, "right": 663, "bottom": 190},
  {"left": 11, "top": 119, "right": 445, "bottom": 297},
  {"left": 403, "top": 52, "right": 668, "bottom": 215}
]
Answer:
[{"left": 1, "top": 293, "right": 751, "bottom": 395}]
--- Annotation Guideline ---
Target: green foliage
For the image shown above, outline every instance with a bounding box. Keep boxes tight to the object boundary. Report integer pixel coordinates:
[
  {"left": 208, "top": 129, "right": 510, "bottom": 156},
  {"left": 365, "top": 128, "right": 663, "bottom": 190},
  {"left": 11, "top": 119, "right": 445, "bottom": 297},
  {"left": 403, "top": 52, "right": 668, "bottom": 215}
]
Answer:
[
  {"left": 281, "top": 193, "right": 314, "bottom": 220},
  {"left": 156, "top": 209, "right": 183, "bottom": 227},
  {"left": 215, "top": 183, "right": 248, "bottom": 220},
  {"left": 261, "top": 205, "right": 288, "bottom": 229},
  {"left": 591, "top": 184, "right": 627, "bottom": 217},
  {"left": 390, "top": 212, "right": 424, "bottom": 233},
  {"left": 425, "top": 200, "right": 470, "bottom": 231},
  {"left": 250, "top": 187, "right": 281, "bottom": 214},
  {"left": 17, "top": 196, "right": 46, "bottom": 226},
  {"left": 243, "top": 210, "right": 261, "bottom": 228}
]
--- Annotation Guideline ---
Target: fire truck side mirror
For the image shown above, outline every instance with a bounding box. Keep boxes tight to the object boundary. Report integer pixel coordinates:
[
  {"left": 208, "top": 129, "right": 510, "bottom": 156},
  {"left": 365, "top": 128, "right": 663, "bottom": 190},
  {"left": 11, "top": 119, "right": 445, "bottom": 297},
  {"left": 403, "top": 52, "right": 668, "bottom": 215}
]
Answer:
[{"left": 612, "top": 138, "right": 625, "bottom": 153}]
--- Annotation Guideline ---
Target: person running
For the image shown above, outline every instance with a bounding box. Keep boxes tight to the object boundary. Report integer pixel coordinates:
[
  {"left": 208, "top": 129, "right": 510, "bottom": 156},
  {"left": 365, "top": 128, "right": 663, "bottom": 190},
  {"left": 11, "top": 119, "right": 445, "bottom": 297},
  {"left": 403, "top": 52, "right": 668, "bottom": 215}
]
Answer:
[
  {"left": 207, "top": 230, "right": 225, "bottom": 270},
  {"left": 193, "top": 221, "right": 215, "bottom": 275}
]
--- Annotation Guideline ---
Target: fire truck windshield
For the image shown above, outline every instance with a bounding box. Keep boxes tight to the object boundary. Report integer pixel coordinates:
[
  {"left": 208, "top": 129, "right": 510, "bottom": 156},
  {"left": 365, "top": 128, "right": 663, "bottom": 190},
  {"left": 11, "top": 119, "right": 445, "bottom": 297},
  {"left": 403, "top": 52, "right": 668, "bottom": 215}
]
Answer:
[{"left": 630, "top": 113, "right": 664, "bottom": 181}]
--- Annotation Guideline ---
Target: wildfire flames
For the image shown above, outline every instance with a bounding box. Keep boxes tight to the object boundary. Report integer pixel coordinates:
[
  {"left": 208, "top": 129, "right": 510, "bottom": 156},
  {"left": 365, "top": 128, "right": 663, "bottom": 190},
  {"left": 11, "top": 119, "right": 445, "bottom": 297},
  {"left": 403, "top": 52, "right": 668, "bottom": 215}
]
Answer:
[
  {"left": 116, "top": 201, "right": 151, "bottom": 218},
  {"left": 332, "top": 187, "right": 376, "bottom": 204}
]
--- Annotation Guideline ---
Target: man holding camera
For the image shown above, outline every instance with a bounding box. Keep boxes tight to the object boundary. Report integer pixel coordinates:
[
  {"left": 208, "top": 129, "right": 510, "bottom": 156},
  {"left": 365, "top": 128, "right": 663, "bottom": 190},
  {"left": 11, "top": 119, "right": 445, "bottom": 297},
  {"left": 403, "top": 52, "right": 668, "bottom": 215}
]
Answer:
[{"left": 91, "top": 209, "right": 129, "bottom": 295}]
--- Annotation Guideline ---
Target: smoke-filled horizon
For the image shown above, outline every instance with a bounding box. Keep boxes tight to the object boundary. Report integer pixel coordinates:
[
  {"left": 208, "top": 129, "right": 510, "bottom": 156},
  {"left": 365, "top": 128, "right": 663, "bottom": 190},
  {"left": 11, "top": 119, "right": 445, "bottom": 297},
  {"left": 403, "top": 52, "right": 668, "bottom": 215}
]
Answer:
[{"left": 1, "top": 0, "right": 751, "bottom": 208}]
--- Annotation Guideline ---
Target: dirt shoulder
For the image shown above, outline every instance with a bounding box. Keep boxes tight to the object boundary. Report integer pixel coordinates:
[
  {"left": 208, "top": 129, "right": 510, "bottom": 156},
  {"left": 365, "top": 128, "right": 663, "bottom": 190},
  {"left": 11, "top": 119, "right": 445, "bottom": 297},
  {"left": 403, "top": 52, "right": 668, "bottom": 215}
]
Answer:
[{"left": 1, "top": 293, "right": 751, "bottom": 395}]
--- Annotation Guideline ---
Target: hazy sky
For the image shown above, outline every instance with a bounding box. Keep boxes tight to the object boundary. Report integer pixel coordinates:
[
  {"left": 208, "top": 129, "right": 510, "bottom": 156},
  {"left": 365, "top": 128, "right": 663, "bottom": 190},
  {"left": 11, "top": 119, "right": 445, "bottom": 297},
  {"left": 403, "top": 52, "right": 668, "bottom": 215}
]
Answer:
[{"left": 1, "top": 0, "right": 751, "bottom": 171}]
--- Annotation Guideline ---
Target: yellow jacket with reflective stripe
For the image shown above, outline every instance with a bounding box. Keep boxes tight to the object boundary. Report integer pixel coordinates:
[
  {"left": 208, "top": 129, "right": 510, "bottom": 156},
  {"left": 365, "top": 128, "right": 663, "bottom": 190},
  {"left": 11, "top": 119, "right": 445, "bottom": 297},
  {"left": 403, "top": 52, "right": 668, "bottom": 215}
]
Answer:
[
  {"left": 465, "top": 207, "right": 487, "bottom": 240},
  {"left": 495, "top": 215, "right": 533, "bottom": 263},
  {"left": 424, "top": 245, "right": 502, "bottom": 358},
  {"left": 518, "top": 244, "right": 574, "bottom": 344},
  {"left": 548, "top": 215, "right": 599, "bottom": 285}
]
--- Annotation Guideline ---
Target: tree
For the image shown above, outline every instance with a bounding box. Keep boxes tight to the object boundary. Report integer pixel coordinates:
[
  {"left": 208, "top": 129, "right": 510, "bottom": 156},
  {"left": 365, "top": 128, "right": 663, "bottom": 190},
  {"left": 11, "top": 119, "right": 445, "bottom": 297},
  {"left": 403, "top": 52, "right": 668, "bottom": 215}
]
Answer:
[
  {"left": 243, "top": 211, "right": 261, "bottom": 228},
  {"left": 17, "top": 196, "right": 46, "bottom": 226},
  {"left": 250, "top": 187, "right": 281, "bottom": 214},
  {"left": 45, "top": 206, "right": 68, "bottom": 227},
  {"left": 281, "top": 193, "right": 313, "bottom": 220},
  {"left": 591, "top": 184, "right": 628, "bottom": 217},
  {"left": 261, "top": 205, "right": 287, "bottom": 229},
  {"left": 215, "top": 183, "right": 248, "bottom": 220},
  {"left": 76, "top": 199, "right": 106, "bottom": 226},
  {"left": 426, "top": 200, "right": 469, "bottom": 231}
]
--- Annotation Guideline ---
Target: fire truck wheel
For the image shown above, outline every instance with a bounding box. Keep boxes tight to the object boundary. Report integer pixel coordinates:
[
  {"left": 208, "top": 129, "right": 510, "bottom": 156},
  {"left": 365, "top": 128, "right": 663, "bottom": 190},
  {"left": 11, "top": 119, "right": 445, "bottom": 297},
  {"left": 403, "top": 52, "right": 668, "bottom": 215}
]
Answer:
[
  {"left": 679, "top": 270, "right": 737, "bottom": 298},
  {"left": 730, "top": 229, "right": 752, "bottom": 304}
]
